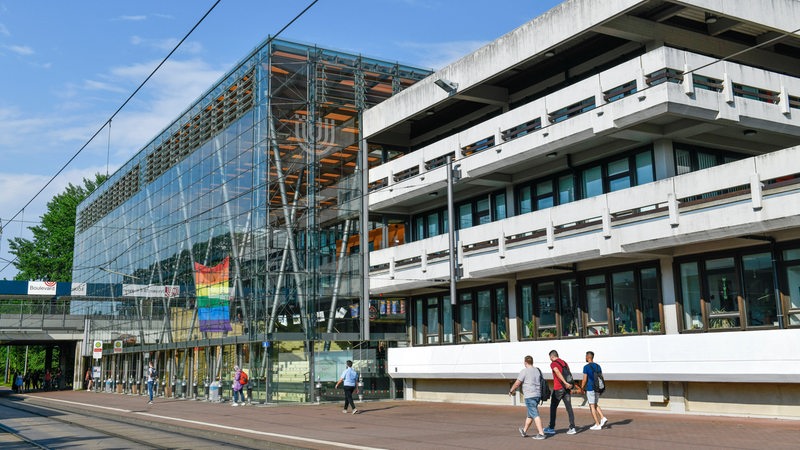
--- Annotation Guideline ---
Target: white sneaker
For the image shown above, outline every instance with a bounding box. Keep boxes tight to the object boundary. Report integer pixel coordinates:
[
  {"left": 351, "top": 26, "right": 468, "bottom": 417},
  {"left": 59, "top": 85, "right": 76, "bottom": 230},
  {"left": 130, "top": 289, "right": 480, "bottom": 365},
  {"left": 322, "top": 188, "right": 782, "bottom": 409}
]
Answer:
[
  {"left": 590, "top": 424, "right": 602, "bottom": 430},
  {"left": 342, "top": 410, "right": 348, "bottom": 414},
  {"left": 352, "top": 409, "right": 359, "bottom": 415},
  {"left": 567, "top": 428, "right": 577, "bottom": 435},
  {"left": 600, "top": 417, "right": 608, "bottom": 428},
  {"left": 231, "top": 402, "right": 238, "bottom": 406}
]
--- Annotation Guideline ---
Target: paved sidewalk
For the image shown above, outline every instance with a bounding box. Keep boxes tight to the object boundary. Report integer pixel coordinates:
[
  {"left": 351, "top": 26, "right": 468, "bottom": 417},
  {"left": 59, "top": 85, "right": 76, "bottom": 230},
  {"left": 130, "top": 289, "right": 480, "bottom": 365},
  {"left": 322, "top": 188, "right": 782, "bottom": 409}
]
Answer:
[{"left": 13, "top": 389, "right": 799, "bottom": 449}]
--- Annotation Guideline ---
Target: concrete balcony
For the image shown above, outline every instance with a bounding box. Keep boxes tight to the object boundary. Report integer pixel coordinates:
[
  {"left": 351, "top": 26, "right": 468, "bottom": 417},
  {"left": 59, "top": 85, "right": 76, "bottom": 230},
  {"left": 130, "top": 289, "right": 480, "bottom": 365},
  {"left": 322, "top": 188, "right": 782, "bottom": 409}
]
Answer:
[
  {"left": 369, "top": 146, "right": 800, "bottom": 294},
  {"left": 368, "top": 47, "right": 800, "bottom": 212}
]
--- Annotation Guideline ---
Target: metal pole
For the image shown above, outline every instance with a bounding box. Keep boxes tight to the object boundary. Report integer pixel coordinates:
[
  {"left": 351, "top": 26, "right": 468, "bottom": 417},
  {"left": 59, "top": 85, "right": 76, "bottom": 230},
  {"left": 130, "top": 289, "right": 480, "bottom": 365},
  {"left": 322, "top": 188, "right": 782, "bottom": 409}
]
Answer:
[
  {"left": 447, "top": 155, "right": 458, "bottom": 305},
  {"left": 24, "top": 345, "right": 28, "bottom": 376},
  {"left": 359, "top": 110, "right": 370, "bottom": 340}
]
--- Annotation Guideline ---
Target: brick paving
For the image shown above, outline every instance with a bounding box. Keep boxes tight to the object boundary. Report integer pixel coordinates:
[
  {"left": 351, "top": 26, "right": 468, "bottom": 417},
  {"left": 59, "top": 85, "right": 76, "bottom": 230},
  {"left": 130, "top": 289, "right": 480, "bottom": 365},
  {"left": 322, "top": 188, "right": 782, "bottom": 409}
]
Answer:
[{"left": 14, "top": 389, "right": 799, "bottom": 449}]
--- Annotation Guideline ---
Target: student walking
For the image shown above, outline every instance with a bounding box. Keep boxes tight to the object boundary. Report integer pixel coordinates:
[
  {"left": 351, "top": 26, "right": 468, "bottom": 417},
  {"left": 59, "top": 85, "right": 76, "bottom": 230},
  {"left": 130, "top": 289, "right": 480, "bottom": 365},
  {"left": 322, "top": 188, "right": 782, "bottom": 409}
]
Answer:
[
  {"left": 581, "top": 351, "right": 608, "bottom": 430},
  {"left": 508, "top": 355, "right": 546, "bottom": 440},
  {"left": 335, "top": 360, "right": 359, "bottom": 414},
  {"left": 232, "top": 366, "right": 244, "bottom": 406},
  {"left": 544, "top": 350, "right": 576, "bottom": 435},
  {"left": 146, "top": 360, "right": 156, "bottom": 405}
]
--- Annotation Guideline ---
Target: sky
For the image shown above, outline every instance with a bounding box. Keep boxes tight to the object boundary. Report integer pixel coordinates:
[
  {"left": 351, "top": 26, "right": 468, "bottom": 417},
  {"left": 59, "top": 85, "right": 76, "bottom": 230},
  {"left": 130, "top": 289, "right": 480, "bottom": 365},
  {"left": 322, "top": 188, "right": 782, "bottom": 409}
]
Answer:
[{"left": 0, "top": 0, "right": 563, "bottom": 280}]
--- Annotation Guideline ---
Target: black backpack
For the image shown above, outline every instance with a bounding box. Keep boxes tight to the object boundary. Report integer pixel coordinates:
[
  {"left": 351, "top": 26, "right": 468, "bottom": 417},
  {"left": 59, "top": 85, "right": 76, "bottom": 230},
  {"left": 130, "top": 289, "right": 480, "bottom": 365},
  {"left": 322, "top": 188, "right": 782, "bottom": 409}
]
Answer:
[
  {"left": 591, "top": 363, "right": 605, "bottom": 394},
  {"left": 557, "top": 360, "right": 574, "bottom": 386},
  {"left": 537, "top": 368, "right": 551, "bottom": 404}
]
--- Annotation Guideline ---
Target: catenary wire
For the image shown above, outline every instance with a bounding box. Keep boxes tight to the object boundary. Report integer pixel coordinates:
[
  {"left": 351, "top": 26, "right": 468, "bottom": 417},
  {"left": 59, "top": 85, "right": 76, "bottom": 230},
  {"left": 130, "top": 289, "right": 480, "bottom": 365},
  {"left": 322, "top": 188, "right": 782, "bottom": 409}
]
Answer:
[{"left": 0, "top": 0, "right": 321, "bottom": 277}]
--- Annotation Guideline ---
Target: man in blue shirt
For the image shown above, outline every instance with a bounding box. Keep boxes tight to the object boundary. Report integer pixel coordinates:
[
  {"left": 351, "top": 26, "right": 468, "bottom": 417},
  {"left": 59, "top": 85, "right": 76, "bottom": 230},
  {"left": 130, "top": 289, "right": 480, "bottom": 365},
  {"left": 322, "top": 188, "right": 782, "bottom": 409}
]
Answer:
[
  {"left": 581, "top": 351, "right": 608, "bottom": 430},
  {"left": 335, "top": 360, "right": 359, "bottom": 414}
]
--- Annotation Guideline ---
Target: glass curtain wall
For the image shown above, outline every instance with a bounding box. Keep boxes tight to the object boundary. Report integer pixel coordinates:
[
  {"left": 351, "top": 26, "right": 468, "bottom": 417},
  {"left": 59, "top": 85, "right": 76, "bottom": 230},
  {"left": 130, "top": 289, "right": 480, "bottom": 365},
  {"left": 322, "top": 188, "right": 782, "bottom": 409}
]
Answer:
[{"left": 72, "top": 39, "right": 430, "bottom": 403}]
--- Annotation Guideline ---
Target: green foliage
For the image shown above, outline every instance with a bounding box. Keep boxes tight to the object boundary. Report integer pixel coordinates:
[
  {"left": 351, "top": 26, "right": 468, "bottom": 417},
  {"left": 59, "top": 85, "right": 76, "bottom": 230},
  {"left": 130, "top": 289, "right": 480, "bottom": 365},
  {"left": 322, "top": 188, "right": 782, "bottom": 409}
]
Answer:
[
  {"left": 3, "top": 345, "right": 57, "bottom": 377},
  {"left": 8, "top": 174, "right": 107, "bottom": 281}
]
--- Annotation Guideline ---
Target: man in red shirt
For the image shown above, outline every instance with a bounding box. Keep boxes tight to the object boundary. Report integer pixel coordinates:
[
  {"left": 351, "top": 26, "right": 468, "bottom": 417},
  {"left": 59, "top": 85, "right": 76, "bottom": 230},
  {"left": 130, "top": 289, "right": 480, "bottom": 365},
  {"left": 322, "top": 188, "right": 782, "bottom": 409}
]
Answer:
[{"left": 544, "top": 350, "right": 576, "bottom": 435}]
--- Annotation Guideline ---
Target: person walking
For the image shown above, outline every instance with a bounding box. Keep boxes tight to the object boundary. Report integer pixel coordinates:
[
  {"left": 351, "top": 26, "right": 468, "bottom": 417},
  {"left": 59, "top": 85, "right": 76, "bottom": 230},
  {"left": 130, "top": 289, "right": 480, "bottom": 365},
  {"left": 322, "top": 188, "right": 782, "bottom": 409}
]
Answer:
[
  {"left": 544, "top": 350, "right": 577, "bottom": 435},
  {"left": 231, "top": 365, "right": 244, "bottom": 406},
  {"left": 335, "top": 360, "right": 359, "bottom": 414},
  {"left": 146, "top": 360, "right": 156, "bottom": 405},
  {"left": 83, "top": 369, "right": 90, "bottom": 391},
  {"left": 508, "top": 355, "right": 546, "bottom": 440},
  {"left": 581, "top": 351, "right": 608, "bottom": 430}
]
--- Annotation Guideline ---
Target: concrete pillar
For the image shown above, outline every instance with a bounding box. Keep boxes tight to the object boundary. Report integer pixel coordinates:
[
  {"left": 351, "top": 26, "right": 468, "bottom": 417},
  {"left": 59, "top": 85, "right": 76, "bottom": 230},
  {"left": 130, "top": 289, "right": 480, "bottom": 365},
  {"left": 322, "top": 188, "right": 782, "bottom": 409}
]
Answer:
[
  {"left": 507, "top": 279, "right": 519, "bottom": 342},
  {"left": 660, "top": 256, "right": 679, "bottom": 335},
  {"left": 653, "top": 139, "right": 675, "bottom": 180}
]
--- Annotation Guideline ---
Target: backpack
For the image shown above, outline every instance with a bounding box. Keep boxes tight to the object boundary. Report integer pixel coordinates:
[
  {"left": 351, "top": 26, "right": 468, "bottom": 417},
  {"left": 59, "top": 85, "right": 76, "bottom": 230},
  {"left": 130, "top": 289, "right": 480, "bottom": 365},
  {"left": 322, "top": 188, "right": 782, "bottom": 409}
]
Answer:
[
  {"left": 557, "top": 360, "right": 574, "bottom": 386},
  {"left": 148, "top": 367, "right": 157, "bottom": 379},
  {"left": 239, "top": 371, "right": 248, "bottom": 386},
  {"left": 591, "top": 363, "right": 605, "bottom": 394},
  {"left": 537, "top": 368, "right": 551, "bottom": 404}
]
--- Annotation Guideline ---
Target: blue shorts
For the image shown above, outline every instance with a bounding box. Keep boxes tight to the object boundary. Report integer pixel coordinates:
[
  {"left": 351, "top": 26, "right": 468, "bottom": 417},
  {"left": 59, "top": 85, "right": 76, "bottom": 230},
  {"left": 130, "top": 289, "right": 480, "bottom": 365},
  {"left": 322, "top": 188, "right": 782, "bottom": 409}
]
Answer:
[{"left": 524, "top": 397, "right": 541, "bottom": 418}]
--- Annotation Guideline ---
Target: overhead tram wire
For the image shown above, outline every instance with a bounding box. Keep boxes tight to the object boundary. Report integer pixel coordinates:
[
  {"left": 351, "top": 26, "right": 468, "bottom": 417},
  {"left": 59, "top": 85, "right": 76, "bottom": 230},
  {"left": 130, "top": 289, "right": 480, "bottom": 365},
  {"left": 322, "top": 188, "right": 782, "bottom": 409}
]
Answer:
[{"left": 0, "top": 0, "right": 322, "bottom": 277}]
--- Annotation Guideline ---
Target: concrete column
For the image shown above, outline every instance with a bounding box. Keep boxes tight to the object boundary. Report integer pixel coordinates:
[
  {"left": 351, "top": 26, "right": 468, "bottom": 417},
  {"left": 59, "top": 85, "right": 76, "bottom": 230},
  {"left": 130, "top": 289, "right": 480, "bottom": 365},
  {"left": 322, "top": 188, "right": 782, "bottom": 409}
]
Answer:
[
  {"left": 507, "top": 278, "right": 519, "bottom": 342},
  {"left": 659, "top": 256, "right": 679, "bottom": 334},
  {"left": 653, "top": 139, "right": 675, "bottom": 180}
]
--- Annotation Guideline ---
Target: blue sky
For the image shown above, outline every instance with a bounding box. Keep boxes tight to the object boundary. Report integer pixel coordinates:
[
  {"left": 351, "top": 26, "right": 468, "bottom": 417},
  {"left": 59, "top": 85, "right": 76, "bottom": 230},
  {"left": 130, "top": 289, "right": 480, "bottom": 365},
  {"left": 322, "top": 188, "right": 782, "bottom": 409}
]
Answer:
[{"left": 0, "top": 0, "right": 563, "bottom": 279}]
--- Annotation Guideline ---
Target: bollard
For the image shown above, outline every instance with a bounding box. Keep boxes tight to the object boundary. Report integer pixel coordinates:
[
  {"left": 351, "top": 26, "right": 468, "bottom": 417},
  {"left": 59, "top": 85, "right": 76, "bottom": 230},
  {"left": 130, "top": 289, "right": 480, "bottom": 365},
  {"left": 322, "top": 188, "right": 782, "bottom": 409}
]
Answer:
[
  {"left": 171, "top": 378, "right": 177, "bottom": 398},
  {"left": 247, "top": 384, "right": 253, "bottom": 405},
  {"left": 204, "top": 379, "right": 210, "bottom": 401},
  {"left": 181, "top": 379, "right": 187, "bottom": 399},
  {"left": 193, "top": 382, "right": 198, "bottom": 399},
  {"left": 357, "top": 380, "right": 364, "bottom": 402},
  {"left": 315, "top": 377, "right": 321, "bottom": 404},
  {"left": 160, "top": 380, "right": 166, "bottom": 397}
]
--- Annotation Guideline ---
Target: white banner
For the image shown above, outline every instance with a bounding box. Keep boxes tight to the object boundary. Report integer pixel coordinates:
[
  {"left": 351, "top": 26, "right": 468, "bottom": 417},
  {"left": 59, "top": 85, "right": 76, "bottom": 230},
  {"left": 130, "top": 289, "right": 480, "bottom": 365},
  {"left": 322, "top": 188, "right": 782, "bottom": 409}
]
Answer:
[
  {"left": 27, "top": 281, "right": 57, "bottom": 296},
  {"left": 113, "top": 340, "right": 123, "bottom": 354},
  {"left": 92, "top": 340, "right": 103, "bottom": 359},
  {"left": 122, "top": 284, "right": 180, "bottom": 298}
]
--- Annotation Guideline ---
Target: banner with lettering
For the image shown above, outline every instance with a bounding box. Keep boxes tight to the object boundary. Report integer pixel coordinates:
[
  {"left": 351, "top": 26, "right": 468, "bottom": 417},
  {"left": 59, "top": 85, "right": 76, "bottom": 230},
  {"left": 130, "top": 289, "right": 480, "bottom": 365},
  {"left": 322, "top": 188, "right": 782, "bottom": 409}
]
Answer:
[{"left": 194, "top": 257, "right": 233, "bottom": 332}]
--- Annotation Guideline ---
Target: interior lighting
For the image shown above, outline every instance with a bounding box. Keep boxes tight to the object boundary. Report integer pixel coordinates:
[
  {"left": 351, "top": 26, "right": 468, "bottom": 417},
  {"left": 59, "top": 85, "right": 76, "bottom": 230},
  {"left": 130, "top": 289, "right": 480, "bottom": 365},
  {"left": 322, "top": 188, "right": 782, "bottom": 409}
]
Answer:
[
  {"left": 544, "top": 50, "right": 556, "bottom": 57},
  {"left": 546, "top": 151, "right": 558, "bottom": 158},
  {"left": 743, "top": 129, "right": 757, "bottom": 136},
  {"left": 705, "top": 13, "right": 718, "bottom": 24}
]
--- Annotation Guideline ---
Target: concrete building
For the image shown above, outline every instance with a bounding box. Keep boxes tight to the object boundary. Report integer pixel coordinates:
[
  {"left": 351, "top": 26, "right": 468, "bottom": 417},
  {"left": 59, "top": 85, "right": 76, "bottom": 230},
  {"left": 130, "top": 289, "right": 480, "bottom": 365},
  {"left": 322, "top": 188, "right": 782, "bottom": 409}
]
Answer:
[{"left": 365, "top": 0, "right": 800, "bottom": 418}]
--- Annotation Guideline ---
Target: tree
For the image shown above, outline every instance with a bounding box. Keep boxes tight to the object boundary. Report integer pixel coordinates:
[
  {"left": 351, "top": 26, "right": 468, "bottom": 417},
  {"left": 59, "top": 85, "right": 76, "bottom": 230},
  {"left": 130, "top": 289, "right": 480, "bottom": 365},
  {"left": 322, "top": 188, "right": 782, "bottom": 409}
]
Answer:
[{"left": 8, "top": 174, "right": 108, "bottom": 281}]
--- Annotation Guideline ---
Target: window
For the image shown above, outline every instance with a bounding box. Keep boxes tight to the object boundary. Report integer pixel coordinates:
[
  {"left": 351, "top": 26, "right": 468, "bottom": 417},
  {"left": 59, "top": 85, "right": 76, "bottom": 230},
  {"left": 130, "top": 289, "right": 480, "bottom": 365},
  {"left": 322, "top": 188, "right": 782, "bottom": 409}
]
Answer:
[
  {"left": 519, "top": 186, "right": 532, "bottom": 215},
  {"left": 640, "top": 268, "right": 661, "bottom": 333},
  {"left": 442, "top": 296, "right": 454, "bottom": 343},
  {"left": 536, "top": 282, "right": 557, "bottom": 338},
  {"left": 560, "top": 279, "right": 581, "bottom": 337},
  {"left": 458, "top": 292, "right": 474, "bottom": 343},
  {"left": 585, "top": 274, "right": 609, "bottom": 335},
  {"left": 425, "top": 297, "right": 440, "bottom": 344},
  {"left": 477, "top": 290, "right": 492, "bottom": 342},
  {"left": 415, "top": 299, "right": 424, "bottom": 344},
  {"left": 607, "top": 158, "right": 631, "bottom": 192},
  {"left": 476, "top": 197, "right": 491, "bottom": 225},
  {"left": 680, "top": 262, "right": 704, "bottom": 330},
  {"left": 426, "top": 212, "right": 440, "bottom": 237},
  {"left": 582, "top": 166, "right": 604, "bottom": 198},
  {"left": 558, "top": 175, "right": 575, "bottom": 205},
  {"left": 458, "top": 204, "right": 472, "bottom": 230},
  {"left": 494, "top": 192, "right": 507, "bottom": 221},
  {"left": 742, "top": 253, "right": 775, "bottom": 327},
  {"left": 536, "top": 180, "right": 555, "bottom": 210},
  {"left": 635, "top": 152, "right": 655, "bottom": 185},
  {"left": 676, "top": 248, "right": 787, "bottom": 332},
  {"left": 495, "top": 287, "right": 508, "bottom": 341},
  {"left": 612, "top": 271, "right": 637, "bottom": 333},
  {"left": 520, "top": 285, "right": 534, "bottom": 338},
  {"left": 784, "top": 249, "right": 800, "bottom": 326},
  {"left": 705, "top": 257, "right": 741, "bottom": 329}
]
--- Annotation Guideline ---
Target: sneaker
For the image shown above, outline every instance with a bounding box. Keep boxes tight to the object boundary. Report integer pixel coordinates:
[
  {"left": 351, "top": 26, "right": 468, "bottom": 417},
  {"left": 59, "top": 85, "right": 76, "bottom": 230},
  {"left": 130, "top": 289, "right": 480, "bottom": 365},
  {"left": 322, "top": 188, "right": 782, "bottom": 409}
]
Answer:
[
  {"left": 543, "top": 427, "right": 556, "bottom": 435},
  {"left": 600, "top": 417, "right": 608, "bottom": 428},
  {"left": 352, "top": 409, "right": 359, "bottom": 415},
  {"left": 532, "top": 434, "right": 546, "bottom": 440},
  {"left": 567, "top": 428, "right": 577, "bottom": 435},
  {"left": 590, "top": 424, "right": 602, "bottom": 430},
  {"left": 518, "top": 427, "right": 528, "bottom": 437},
  {"left": 147, "top": 401, "right": 153, "bottom": 405},
  {"left": 342, "top": 410, "right": 348, "bottom": 414},
  {"left": 231, "top": 402, "right": 238, "bottom": 406}
]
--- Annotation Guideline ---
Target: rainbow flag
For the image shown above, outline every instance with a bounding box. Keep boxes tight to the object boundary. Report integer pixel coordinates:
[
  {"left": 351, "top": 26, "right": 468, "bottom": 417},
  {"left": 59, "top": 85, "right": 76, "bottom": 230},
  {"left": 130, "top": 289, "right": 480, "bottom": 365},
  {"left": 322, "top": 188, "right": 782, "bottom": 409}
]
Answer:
[{"left": 194, "top": 257, "right": 233, "bottom": 332}]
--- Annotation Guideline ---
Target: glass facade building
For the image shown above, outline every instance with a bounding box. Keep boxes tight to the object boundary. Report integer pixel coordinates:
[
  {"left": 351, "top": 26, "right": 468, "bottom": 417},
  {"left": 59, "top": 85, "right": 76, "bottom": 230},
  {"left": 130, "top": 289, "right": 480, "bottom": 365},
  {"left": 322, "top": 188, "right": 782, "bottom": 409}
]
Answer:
[{"left": 72, "top": 38, "right": 430, "bottom": 402}]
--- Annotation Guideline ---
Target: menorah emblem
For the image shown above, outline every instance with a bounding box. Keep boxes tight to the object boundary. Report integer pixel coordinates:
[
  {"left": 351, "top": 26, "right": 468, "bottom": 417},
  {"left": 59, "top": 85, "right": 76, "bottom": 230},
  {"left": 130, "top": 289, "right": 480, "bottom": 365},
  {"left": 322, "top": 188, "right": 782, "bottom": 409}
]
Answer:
[{"left": 293, "top": 113, "right": 337, "bottom": 156}]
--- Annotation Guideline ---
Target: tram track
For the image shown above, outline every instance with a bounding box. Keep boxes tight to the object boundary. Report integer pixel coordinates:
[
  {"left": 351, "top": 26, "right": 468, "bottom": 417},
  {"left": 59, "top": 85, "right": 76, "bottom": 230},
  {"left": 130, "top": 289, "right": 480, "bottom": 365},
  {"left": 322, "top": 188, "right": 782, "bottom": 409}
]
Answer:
[{"left": 0, "top": 394, "right": 290, "bottom": 449}]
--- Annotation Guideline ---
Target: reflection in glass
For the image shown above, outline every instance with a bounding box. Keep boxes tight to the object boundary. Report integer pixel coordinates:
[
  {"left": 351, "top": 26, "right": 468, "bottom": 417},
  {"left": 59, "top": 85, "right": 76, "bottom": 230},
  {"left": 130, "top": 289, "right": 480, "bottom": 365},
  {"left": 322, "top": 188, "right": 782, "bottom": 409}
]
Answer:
[
  {"left": 459, "top": 293, "right": 473, "bottom": 342},
  {"left": 640, "top": 268, "right": 661, "bottom": 332},
  {"left": 495, "top": 287, "right": 508, "bottom": 340},
  {"left": 477, "top": 290, "right": 491, "bottom": 341},
  {"left": 536, "top": 282, "right": 556, "bottom": 338},
  {"left": 560, "top": 279, "right": 580, "bottom": 337},
  {"left": 612, "top": 271, "right": 637, "bottom": 334},
  {"left": 521, "top": 285, "right": 534, "bottom": 338},
  {"left": 680, "top": 262, "right": 703, "bottom": 330},
  {"left": 742, "top": 253, "right": 776, "bottom": 327}
]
